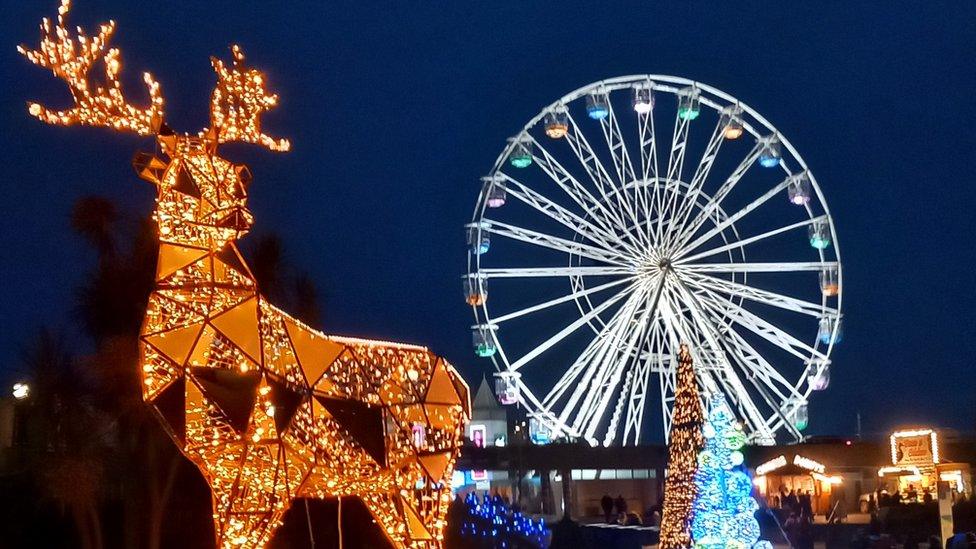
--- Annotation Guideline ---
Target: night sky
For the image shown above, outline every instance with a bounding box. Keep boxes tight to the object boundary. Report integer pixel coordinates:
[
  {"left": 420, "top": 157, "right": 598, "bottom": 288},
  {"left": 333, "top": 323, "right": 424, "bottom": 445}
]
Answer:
[{"left": 2, "top": 1, "right": 974, "bottom": 441}]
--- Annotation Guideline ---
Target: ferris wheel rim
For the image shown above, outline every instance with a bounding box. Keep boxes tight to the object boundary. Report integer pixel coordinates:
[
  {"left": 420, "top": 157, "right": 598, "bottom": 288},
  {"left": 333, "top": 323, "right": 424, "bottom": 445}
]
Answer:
[{"left": 467, "top": 74, "right": 843, "bottom": 445}]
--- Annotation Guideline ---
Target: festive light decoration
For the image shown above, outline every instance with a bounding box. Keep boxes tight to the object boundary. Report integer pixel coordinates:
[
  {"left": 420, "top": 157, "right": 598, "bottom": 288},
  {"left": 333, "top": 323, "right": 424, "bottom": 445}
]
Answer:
[
  {"left": 459, "top": 493, "right": 549, "bottom": 548},
  {"left": 659, "top": 344, "right": 705, "bottom": 549},
  {"left": 890, "top": 428, "right": 940, "bottom": 465},
  {"left": 690, "top": 393, "right": 770, "bottom": 549},
  {"left": 20, "top": 3, "right": 470, "bottom": 548}
]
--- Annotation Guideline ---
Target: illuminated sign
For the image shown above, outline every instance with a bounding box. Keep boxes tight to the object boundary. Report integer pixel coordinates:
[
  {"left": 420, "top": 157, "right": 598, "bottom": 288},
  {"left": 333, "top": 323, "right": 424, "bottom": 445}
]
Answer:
[
  {"left": 754, "top": 454, "right": 826, "bottom": 476},
  {"left": 811, "top": 472, "right": 842, "bottom": 485},
  {"left": 891, "top": 429, "right": 939, "bottom": 467},
  {"left": 755, "top": 455, "right": 787, "bottom": 476},
  {"left": 793, "top": 455, "right": 826, "bottom": 474},
  {"left": 470, "top": 424, "right": 487, "bottom": 448},
  {"left": 878, "top": 465, "right": 922, "bottom": 479}
]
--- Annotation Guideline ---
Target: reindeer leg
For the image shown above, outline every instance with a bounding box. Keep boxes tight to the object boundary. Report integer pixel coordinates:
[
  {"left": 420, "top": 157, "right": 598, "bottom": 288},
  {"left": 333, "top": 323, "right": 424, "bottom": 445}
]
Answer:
[
  {"left": 361, "top": 493, "right": 444, "bottom": 549},
  {"left": 205, "top": 443, "right": 296, "bottom": 549}
]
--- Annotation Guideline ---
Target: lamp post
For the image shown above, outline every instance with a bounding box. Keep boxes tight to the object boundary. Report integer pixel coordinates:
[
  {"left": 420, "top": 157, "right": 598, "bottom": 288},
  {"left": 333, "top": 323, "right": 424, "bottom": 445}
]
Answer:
[{"left": 12, "top": 383, "right": 30, "bottom": 400}]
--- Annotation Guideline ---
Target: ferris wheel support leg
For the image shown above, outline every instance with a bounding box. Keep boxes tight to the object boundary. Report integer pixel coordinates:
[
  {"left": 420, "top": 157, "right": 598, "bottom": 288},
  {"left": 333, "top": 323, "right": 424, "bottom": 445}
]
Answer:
[
  {"left": 669, "top": 279, "right": 778, "bottom": 444},
  {"left": 584, "top": 288, "right": 658, "bottom": 445},
  {"left": 550, "top": 286, "right": 647, "bottom": 437},
  {"left": 580, "top": 271, "right": 667, "bottom": 444},
  {"left": 571, "top": 287, "right": 648, "bottom": 441}
]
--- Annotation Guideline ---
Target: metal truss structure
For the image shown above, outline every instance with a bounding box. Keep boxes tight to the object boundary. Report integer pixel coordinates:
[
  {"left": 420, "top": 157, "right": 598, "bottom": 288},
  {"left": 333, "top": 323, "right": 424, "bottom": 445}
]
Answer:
[
  {"left": 20, "top": 3, "right": 470, "bottom": 547},
  {"left": 466, "top": 75, "right": 842, "bottom": 447}
]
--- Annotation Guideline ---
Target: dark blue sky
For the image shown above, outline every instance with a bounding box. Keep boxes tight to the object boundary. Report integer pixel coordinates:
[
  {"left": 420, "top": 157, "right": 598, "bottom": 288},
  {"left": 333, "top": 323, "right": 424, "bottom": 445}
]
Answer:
[{"left": 2, "top": 1, "right": 974, "bottom": 440}]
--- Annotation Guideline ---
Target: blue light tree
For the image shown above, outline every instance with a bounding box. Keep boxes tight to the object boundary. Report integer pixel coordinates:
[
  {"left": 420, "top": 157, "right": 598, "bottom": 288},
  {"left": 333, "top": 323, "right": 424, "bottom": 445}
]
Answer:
[
  {"left": 690, "top": 394, "right": 772, "bottom": 549},
  {"left": 459, "top": 492, "right": 550, "bottom": 548}
]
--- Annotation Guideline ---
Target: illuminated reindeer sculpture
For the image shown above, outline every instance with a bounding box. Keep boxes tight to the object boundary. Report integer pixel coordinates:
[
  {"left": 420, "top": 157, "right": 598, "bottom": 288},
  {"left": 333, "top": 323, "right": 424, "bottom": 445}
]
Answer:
[{"left": 20, "top": 2, "right": 470, "bottom": 548}]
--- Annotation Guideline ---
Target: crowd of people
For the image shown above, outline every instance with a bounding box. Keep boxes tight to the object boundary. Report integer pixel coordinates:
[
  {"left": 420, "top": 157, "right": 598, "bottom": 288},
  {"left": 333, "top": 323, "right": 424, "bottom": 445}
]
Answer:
[{"left": 598, "top": 494, "right": 645, "bottom": 526}]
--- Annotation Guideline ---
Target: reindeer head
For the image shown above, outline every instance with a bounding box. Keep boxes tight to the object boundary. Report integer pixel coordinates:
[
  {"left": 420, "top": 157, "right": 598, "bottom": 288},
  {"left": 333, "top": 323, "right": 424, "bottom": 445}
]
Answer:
[{"left": 20, "top": 0, "right": 289, "bottom": 250}]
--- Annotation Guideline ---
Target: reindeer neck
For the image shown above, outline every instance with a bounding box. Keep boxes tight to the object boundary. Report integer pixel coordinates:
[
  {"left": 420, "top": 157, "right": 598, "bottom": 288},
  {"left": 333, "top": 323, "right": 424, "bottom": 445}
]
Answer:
[{"left": 154, "top": 238, "right": 257, "bottom": 295}]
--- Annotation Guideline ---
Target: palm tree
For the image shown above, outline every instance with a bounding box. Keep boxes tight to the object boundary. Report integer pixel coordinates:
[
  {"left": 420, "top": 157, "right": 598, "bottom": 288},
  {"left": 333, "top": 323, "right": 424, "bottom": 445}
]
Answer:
[
  {"left": 70, "top": 200, "right": 182, "bottom": 549},
  {"left": 71, "top": 196, "right": 117, "bottom": 261},
  {"left": 246, "top": 232, "right": 324, "bottom": 325},
  {"left": 21, "top": 328, "right": 106, "bottom": 549}
]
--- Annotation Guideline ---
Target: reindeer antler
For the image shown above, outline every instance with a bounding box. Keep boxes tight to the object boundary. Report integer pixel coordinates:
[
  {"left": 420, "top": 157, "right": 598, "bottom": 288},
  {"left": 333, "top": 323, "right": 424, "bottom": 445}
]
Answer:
[
  {"left": 208, "top": 45, "right": 290, "bottom": 152},
  {"left": 18, "top": 0, "right": 164, "bottom": 136}
]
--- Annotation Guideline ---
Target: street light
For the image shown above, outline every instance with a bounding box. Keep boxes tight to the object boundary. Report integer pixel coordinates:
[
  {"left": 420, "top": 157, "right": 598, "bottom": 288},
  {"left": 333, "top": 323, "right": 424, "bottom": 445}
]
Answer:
[{"left": 12, "top": 383, "right": 29, "bottom": 400}]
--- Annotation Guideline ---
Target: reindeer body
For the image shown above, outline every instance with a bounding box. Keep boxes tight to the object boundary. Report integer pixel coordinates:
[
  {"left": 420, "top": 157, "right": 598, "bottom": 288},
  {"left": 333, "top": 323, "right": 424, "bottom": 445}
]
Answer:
[{"left": 21, "top": 4, "right": 469, "bottom": 548}]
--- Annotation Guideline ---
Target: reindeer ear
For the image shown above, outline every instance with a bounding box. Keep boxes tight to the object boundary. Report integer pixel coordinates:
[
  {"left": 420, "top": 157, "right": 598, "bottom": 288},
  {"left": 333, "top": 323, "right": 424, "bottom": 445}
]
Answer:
[{"left": 132, "top": 152, "right": 168, "bottom": 185}]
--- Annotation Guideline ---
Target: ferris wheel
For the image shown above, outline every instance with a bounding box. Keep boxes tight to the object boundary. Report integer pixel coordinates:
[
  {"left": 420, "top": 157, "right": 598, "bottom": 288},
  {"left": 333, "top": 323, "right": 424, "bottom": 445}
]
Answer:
[{"left": 464, "top": 75, "right": 843, "bottom": 446}]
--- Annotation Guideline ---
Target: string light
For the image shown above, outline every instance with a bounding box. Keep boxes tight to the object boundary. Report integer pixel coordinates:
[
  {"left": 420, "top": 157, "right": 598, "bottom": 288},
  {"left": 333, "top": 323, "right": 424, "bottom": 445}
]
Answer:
[
  {"left": 20, "top": 3, "right": 470, "bottom": 548},
  {"left": 459, "top": 493, "right": 549, "bottom": 547},
  {"left": 659, "top": 344, "right": 705, "bottom": 549}
]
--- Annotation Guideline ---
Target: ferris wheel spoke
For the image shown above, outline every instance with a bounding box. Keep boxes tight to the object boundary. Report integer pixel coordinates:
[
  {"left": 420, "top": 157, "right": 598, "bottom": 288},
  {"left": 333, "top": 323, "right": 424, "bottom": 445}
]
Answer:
[
  {"left": 693, "top": 287, "right": 830, "bottom": 362},
  {"left": 575, "top": 286, "right": 655, "bottom": 440},
  {"left": 681, "top": 261, "right": 835, "bottom": 274},
  {"left": 528, "top": 135, "right": 632, "bottom": 237},
  {"left": 672, "top": 143, "right": 762, "bottom": 251},
  {"left": 542, "top": 333, "right": 607, "bottom": 410},
  {"left": 507, "top": 279, "right": 640, "bottom": 371},
  {"left": 677, "top": 215, "right": 826, "bottom": 265},
  {"left": 563, "top": 112, "right": 646, "bottom": 249},
  {"left": 674, "top": 177, "right": 793, "bottom": 259},
  {"left": 479, "top": 266, "right": 634, "bottom": 279},
  {"left": 660, "top": 292, "right": 769, "bottom": 439},
  {"left": 681, "top": 270, "right": 836, "bottom": 317},
  {"left": 499, "top": 173, "right": 641, "bottom": 257},
  {"left": 635, "top": 106, "right": 662, "bottom": 244},
  {"left": 653, "top": 112, "right": 694, "bottom": 245},
  {"left": 657, "top": 290, "right": 720, "bottom": 395},
  {"left": 481, "top": 219, "right": 632, "bottom": 266},
  {"left": 637, "top": 107, "right": 660, "bottom": 182},
  {"left": 689, "top": 291, "right": 807, "bottom": 399},
  {"left": 686, "top": 298, "right": 807, "bottom": 441},
  {"left": 599, "top": 101, "right": 643, "bottom": 230},
  {"left": 599, "top": 100, "right": 638, "bottom": 187},
  {"left": 666, "top": 281, "right": 776, "bottom": 442},
  {"left": 664, "top": 122, "right": 725, "bottom": 251},
  {"left": 488, "top": 275, "right": 635, "bottom": 325},
  {"left": 664, "top": 289, "right": 760, "bottom": 432}
]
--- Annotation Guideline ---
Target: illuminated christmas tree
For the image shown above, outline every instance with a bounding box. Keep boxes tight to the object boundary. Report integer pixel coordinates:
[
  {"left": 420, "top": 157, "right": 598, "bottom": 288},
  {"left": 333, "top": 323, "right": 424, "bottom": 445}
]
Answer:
[
  {"left": 659, "top": 344, "right": 705, "bottom": 549},
  {"left": 690, "top": 393, "right": 771, "bottom": 549}
]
